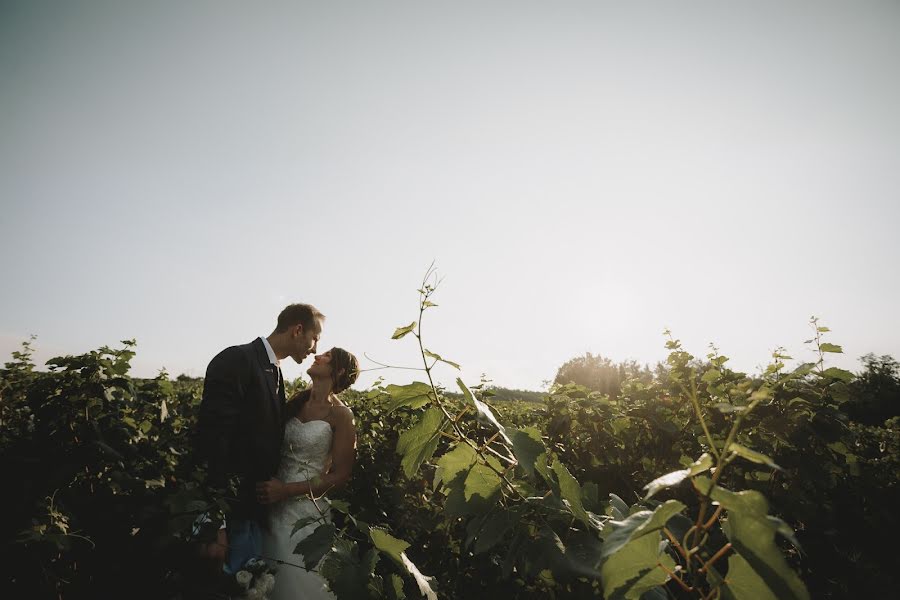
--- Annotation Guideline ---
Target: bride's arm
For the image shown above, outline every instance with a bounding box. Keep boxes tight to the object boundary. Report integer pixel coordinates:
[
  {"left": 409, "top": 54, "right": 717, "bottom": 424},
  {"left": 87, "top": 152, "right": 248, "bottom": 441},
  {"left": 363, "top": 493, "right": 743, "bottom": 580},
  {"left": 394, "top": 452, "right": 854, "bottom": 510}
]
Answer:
[{"left": 256, "top": 406, "right": 356, "bottom": 503}]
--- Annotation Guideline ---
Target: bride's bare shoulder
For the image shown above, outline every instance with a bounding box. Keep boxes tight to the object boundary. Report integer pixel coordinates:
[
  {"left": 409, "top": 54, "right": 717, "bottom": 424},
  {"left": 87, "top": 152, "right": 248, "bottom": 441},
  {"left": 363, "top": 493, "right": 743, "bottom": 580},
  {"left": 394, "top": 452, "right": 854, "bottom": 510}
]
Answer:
[{"left": 330, "top": 397, "right": 355, "bottom": 424}]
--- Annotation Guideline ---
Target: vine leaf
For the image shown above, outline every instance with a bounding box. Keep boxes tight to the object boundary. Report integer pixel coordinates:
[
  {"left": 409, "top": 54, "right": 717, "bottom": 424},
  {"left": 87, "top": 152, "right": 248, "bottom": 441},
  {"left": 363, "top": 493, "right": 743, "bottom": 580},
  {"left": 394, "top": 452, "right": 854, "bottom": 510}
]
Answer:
[
  {"left": 551, "top": 459, "right": 594, "bottom": 528},
  {"left": 463, "top": 463, "right": 502, "bottom": 504},
  {"left": 710, "top": 487, "right": 810, "bottom": 600},
  {"left": 319, "top": 538, "right": 371, "bottom": 599},
  {"left": 424, "top": 349, "right": 460, "bottom": 370},
  {"left": 396, "top": 407, "right": 446, "bottom": 478},
  {"left": 717, "top": 554, "right": 779, "bottom": 600},
  {"left": 643, "top": 453, "right": 713, "bottom": 500},
  {"left": 384, "top": 382, "right": 434, "bottom": 412},
  {"left": 609, "top": 493, "right": 630, "bottom": 520},
  {"left": 290, "top": 515, "right": 322, "bottom": 538},
  {"left": 819, "top": 343, "right": 843, "bottom": 353},
  {"left": 370, "top": 528, "right": 437, "bottom": 600},
  {"left": 294, "top": 522, "right": 336, "bottom": 569},
  {"left": 600, "top": 532, "right": 676, "bottom": 599},
  {"left": 727, "top": 443, "right": 783, "bottom": 471},
  {"left": 600, "top": 500, "right": 686, "bottom": 558},
  {"left": 821, "top": 367, "right": 854, "bottom": 382},
  {"left": 766, "top": 516, "right": 804, "bottom": 554},
  {"left": 509, "top": 427, "right": 545, "bottom": 477},
  {"left": 434, "top": 443, "right": 477, "bottom": 490},
  {"left": 392, "top": 322, "right": 417, "bottom": 340},
  {"left": 456, "top": 378, "right": 512, "bottom": 445}
]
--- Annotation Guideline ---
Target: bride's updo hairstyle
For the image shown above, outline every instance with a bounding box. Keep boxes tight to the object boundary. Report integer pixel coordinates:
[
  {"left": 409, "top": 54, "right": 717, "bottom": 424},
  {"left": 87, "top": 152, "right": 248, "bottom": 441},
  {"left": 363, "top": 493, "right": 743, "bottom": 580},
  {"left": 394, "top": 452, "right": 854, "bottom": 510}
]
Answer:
[{"left": 330, "top": 347, "right": 360, "bottom": 393}]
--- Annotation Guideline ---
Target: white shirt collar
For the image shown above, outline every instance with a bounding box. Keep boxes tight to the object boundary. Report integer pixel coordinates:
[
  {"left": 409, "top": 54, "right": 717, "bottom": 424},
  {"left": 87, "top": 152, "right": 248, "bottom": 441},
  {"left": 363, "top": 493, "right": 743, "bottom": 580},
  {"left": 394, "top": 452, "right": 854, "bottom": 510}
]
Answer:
[{"left": 260, "top": 336, "right": 279, "bottom": 366}]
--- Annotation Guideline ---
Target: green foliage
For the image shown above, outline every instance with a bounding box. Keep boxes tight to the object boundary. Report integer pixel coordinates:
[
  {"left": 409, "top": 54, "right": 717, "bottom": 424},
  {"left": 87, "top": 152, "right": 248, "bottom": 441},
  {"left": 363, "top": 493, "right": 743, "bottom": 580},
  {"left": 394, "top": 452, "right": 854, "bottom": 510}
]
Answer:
[
  {"left": 2, "top": 282, "right": 898, "bottom": 599},
  {"left": 553, "top": 352, "right": 654, "bottom": 400}
]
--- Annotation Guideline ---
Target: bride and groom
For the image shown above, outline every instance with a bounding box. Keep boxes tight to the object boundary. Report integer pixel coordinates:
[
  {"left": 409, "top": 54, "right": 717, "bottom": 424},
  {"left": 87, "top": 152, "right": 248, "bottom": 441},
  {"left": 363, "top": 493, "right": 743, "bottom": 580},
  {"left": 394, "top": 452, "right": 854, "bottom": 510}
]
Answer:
[{"left": 196, "top": 303, "right": 359, "bottom": 599}]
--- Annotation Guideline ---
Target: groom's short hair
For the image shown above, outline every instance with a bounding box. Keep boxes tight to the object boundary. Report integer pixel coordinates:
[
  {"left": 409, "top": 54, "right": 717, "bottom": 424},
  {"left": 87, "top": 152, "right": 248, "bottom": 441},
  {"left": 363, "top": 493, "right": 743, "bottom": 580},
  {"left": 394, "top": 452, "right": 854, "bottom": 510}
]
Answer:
[{"left": 275, "top": 303, "right": 325, "bottom": 334}]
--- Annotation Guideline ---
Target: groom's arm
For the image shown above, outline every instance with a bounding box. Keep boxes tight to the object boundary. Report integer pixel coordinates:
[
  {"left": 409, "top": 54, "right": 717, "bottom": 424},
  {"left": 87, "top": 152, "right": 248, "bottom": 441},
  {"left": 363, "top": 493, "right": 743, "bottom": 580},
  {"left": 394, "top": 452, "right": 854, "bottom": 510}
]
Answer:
[{"left": 197, "top": 347, "right": 247, "bottom": 492}]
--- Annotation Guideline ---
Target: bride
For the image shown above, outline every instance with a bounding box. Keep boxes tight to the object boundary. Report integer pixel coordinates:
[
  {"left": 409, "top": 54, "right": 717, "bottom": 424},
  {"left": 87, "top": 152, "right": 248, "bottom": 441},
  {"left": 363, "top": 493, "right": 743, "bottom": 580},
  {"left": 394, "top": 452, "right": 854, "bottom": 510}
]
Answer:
[{"left": 255, "top": 347, "right": 359, "bottom": 600}]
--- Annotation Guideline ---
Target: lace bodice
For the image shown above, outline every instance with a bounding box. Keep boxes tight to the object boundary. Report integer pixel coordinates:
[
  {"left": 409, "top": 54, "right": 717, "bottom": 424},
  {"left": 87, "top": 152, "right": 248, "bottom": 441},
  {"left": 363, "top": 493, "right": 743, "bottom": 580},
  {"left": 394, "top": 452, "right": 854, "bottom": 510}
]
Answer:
[{"left": 276, "top": 418, "right": 333, "bottom": 484}]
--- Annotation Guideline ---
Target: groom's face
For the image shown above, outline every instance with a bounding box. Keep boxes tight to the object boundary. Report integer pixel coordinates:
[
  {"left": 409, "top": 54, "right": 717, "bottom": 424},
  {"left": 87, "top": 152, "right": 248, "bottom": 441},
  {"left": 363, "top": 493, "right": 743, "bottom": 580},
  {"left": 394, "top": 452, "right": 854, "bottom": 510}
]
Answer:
[{"left": 289, "top": 319, "right": 323, "bottom": 364}]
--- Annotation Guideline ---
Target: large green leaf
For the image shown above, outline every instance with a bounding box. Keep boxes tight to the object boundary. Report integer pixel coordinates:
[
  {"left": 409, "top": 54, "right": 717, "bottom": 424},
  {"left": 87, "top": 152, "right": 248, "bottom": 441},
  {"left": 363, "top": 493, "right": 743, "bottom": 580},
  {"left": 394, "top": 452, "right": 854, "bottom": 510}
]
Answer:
[
  {"left": 457, "top": 378, "right": 512, "bottom": 445},
  {"left": 294, "top": 522, "right": 336, "bottom": 569},
  {"left": 821, "top": 367, "right": 854, "bottom": 382},
  {"left": 643, "top": 453, "right": 713, "bottom": 499},
  {"left": 370, "top": 528, "right": 437, "bottom": 600},
  {"left": 718, "top": 554, "right": 778, "bottom": 600},
  {"left": 463, "top": 463, "right": 502, "bottom": 504},
  {"left": 510, "top": 427, "right": 545, "bottom": 477},
  {"left": 818, "top": 343, "right": 843, "bottom": 353},
  {"left": 600, "top": 532, "right": 674, "bottom": 599},
  {"left": 434, "top": 442, "right": 477, "bottom": 489},
  {"left": 552, "top": 459, "right": 593, "bottom": 528},
  {"left": 601, "top": 500, "right": 686, "bottom": 558},
  {"left": 319, "top": 538, "right": 370, "bottom": 600},
  {"left": 710, "top": 487, "right": 809, "bottom": 600},
  {"left": 384, "top": 382, "right": 434, "bottom": 412},
  {"left": 396, "top": 407, "right": 446, "bottom": 478}
]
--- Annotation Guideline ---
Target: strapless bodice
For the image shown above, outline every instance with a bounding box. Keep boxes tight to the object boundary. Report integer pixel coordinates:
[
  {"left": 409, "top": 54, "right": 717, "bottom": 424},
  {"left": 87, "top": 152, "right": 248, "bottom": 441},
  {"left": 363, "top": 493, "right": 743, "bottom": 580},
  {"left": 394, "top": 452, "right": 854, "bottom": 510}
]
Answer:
[{"left": 275, "top": 418, "right": 333, "bottom": 483}]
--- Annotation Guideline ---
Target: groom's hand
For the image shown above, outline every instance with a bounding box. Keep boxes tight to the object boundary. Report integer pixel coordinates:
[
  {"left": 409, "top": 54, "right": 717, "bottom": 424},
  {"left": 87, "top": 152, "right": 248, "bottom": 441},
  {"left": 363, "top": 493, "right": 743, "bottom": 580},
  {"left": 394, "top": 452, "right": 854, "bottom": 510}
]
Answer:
[{"left": 256, "top": 478, "right": 287, "bottom": 504}]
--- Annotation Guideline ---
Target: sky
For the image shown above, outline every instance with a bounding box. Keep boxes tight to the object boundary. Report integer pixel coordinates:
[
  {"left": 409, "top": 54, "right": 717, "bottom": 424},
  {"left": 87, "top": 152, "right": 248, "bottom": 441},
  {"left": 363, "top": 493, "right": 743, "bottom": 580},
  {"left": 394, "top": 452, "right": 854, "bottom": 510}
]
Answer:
[{"left": 2, "top": 0, "right": 899, "bottom": 392}]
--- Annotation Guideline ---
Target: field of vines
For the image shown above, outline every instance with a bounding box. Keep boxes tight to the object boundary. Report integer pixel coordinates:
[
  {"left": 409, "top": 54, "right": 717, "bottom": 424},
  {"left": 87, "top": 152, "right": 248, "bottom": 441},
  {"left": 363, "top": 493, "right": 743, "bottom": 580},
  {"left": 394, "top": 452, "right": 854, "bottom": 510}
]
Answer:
[{"left": 2, "top": 275, "right": 898, "bottom": 599}]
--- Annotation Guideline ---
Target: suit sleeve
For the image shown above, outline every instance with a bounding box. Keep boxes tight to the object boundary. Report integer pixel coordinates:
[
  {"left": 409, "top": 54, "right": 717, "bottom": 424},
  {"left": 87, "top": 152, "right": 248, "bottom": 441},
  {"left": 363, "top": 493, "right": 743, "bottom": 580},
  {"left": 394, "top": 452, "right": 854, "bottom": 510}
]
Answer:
[{"left": 197, "top": 347, "right": 248, "bottom": 490}]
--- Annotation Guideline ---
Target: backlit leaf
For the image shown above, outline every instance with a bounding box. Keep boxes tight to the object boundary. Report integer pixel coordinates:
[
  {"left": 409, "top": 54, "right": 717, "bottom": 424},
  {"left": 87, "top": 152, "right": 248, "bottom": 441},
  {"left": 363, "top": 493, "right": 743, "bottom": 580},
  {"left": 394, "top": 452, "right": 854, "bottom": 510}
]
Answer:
[
  {"left": 457, "top": 377, "right": 511, "bottom": 445},
  {"left": 510, "top": 427, "right": 545, "bottom": 477},
  {"left": 552, "top": 459, "right": 593, "bottom": 528},
  {"left": 371, "top": 528, "right": 437, "bottom": 600},
  {"left": 710, "top": 487, "right": 809, "bottom": 600},
  {"left": 600, "top": 532, "right": 675, "bottom": 599},
  {"left": 384, "top": 382, "right": 434, "bottom": 412},
  {"left": 434, "top": 442, "right": 476, "bottom": 489},
  {"left": 464, "top": 463, "right": 502, "bottom": 504},
  {"left": 821, "top": 367, "right": 854, "bottom": 382},
  {"left": 727, "top": 443, "right": 783, "bottom": 471},
  {"left": 391, "top": 322, "right": 417, "bottom": 340},
  {"left": 718, "top": 554, "right": 778, "bottom": 600},
  {"left": 396, "top": 407, "right": 446, "bottom": 478},
  {"left": 643, "top": 453, "right": 713, "bottom": 499},
  {"left": 423, "top": 349, "right": 460, "bottom": 370},
  {"left": 601, "top": 500, "right": 686, "bottom": 558}
]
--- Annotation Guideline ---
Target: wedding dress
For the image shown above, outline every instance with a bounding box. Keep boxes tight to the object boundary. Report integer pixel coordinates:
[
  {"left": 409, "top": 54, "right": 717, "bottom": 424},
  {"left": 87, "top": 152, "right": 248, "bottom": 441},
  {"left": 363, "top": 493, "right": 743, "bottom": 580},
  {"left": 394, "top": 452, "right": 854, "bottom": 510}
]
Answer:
[{"left": 262, "top": 418, "right": 335, "bottom": 600}]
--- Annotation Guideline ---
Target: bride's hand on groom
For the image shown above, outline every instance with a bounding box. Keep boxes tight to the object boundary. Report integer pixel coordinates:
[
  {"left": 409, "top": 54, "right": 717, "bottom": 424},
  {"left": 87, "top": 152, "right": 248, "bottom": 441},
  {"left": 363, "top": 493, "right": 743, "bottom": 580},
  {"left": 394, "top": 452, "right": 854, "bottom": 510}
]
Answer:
[{"left": 256, "top": 478, "right": 288, "bottom": 504}]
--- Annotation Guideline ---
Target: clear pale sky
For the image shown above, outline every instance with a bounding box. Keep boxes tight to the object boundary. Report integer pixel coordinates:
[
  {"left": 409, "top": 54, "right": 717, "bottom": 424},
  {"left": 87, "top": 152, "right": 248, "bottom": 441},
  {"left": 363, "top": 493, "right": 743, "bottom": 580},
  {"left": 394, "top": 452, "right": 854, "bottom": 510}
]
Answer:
[{"left": 2, "top": 1, "right": 898, "bottom": 392}]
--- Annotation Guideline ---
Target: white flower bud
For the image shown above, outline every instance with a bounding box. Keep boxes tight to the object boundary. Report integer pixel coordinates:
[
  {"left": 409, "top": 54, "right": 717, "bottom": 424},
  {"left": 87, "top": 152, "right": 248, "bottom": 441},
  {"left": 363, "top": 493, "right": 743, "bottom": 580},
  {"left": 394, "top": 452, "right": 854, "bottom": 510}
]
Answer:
[
  {"left": 262, "top": 573, "right": 276, "bottom": 593},
  {"left": 235, "top": 570, "right": 252, "bottom": 590},
  {"left": 246, "top": 587, "right": 262, "bottom": 600}
]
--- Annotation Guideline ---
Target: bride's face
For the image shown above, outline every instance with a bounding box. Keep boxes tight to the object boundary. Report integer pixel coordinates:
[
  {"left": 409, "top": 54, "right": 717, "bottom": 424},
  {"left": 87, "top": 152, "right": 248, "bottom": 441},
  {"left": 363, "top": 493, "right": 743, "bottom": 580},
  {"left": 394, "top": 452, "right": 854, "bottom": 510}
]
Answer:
[{"left": 306, "top": 350, "right": 333, "bottom": 378}]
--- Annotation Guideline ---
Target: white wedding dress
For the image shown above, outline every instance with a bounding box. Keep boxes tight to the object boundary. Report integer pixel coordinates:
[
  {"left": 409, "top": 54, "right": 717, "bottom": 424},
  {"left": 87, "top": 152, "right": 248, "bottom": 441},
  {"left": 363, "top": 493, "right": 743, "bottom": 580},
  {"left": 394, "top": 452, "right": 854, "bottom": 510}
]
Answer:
[{"left": 262, "top": 418, "right": 335, "bottom": 600}]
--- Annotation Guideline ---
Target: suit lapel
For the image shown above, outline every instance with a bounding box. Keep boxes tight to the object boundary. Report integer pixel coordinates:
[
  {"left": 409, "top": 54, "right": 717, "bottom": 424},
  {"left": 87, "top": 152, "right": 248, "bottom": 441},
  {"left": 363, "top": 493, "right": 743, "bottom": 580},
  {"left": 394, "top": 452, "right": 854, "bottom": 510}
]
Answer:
[{"left": 252, "top": 338, "right": 281, "bottom": 416}]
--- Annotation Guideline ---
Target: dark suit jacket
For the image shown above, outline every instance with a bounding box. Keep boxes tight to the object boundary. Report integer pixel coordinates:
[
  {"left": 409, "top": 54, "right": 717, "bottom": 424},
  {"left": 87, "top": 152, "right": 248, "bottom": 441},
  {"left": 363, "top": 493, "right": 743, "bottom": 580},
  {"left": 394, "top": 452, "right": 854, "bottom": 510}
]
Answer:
[{"left": 197, "top": 338, "right": 286, "bottom": 524}]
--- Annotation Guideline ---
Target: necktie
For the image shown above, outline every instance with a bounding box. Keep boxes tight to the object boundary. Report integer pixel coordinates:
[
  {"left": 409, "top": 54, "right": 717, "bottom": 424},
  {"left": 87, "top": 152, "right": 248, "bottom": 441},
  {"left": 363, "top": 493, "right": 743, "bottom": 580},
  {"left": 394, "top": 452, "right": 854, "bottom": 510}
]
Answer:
[{"left": 275, "top": 365, "right": 284, "bottom": 399}]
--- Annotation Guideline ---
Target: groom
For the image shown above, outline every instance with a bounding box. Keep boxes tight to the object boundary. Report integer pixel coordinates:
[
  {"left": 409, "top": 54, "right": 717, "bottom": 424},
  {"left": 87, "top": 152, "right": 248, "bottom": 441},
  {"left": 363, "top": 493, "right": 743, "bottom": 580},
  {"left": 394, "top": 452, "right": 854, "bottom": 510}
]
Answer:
[{"left": 196, "top": 303, "right": 325, "bottom": 574}]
